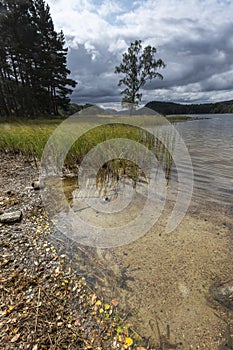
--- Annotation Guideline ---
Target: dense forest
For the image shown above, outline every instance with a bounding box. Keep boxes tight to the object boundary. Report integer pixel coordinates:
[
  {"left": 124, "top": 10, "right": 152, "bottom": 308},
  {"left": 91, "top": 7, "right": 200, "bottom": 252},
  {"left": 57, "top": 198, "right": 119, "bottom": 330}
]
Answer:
[
  {"left": 0, "top": 0, "right": 77, "bottom": 117},
  {"left": 146, "top": 100, "right": 233, "bottom": 115}
]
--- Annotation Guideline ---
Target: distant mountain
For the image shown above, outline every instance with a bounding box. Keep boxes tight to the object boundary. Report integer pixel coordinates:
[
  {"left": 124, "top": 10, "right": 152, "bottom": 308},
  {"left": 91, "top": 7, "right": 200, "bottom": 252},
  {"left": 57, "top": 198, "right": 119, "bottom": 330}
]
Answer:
[{"left": 146, "top": 100, "right": 233, "bottom": 115}]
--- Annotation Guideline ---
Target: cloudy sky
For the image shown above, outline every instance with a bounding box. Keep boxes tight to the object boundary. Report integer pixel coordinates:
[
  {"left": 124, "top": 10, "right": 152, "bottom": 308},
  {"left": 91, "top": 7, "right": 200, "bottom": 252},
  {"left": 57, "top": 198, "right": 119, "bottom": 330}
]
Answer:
[{"left": 46, "top": 0, "right": 233, "bottom": 107}]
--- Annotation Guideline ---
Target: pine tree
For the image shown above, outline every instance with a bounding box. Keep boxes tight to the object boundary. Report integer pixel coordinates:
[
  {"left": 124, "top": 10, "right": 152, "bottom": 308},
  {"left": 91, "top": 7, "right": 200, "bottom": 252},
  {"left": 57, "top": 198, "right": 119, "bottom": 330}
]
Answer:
[{"left": 0, "top": 0, "right": 77, "bottom": 117}]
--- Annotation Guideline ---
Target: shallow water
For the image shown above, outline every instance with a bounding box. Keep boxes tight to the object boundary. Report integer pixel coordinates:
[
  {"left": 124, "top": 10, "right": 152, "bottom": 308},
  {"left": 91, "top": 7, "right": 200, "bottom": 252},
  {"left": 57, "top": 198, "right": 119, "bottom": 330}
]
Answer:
[{"left": 57, "top": 114, "right": 233, "bottom": 349}]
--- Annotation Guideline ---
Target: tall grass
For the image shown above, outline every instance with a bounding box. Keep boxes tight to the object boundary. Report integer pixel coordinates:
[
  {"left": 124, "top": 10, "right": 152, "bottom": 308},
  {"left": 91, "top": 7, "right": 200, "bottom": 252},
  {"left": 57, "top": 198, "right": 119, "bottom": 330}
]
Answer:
[
  {"left": 0, "top": 118, "right": 175, "bottom": 182},
  {"left": 0, "top": 119, "right": 60, "bottom": 160}
]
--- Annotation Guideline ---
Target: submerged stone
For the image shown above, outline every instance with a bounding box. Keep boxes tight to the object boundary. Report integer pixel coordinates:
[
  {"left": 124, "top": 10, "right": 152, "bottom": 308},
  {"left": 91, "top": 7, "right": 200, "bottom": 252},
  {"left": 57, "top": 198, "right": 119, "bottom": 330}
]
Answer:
[{"left": 210, "top": 281, "right": 233, "bottom": 309}]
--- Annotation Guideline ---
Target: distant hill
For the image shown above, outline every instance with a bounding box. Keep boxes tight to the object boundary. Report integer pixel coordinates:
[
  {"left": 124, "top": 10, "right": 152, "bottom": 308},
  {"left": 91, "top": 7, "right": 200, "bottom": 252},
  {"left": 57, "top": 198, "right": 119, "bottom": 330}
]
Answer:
[{"left": 146, "top": 100, "right": 233, "bottom": 115}]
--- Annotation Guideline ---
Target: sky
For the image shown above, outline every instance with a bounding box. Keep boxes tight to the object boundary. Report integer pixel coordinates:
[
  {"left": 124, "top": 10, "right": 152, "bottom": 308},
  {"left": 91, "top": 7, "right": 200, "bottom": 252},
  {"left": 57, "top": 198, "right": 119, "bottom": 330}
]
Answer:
[{"left": 46, "top": 0, "right": 233, "bottom": 107}]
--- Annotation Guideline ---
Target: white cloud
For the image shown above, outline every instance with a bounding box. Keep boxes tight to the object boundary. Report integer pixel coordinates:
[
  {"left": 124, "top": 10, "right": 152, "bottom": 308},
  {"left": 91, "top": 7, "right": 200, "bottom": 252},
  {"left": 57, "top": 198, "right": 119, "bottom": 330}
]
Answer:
[
  {"left": 46, "top": 0, "right": 233, "bottom": 104},
  {"left": 97, "top": 0, "right": 123, "bottom": 17}
]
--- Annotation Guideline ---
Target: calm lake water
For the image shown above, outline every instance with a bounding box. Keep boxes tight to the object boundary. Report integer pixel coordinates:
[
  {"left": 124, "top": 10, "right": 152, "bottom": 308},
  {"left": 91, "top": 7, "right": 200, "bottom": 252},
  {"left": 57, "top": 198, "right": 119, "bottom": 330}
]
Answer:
[{"left": 54, "top": 114, "right": 233, "bottom": 349}]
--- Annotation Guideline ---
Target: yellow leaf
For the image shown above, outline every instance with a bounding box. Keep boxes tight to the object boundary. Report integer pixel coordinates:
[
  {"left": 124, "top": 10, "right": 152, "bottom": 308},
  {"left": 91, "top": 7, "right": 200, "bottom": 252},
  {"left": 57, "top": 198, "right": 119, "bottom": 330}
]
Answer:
[
  {"left": 3, "top": 305, "right": 15, "bottom": 315},
  {"left": 95, "top": 300, "right": 102, "bottom": 306},
  {"left": 117, "top": 326, "right": 122, "bottom": 334},
  {"left": 104, "top": 303, "right": 110, "bottom": 310},
  {"left": 125, "top": 337, "right": 133, "bottom": 347},
  {"left": 99, "top": 308, "right": 104, "bottom": 314}
]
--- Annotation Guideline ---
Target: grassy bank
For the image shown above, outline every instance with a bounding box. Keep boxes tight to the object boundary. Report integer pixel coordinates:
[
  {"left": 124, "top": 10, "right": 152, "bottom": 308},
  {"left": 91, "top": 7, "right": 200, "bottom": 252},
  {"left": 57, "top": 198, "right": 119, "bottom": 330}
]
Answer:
[
  {"left": 0, "top": 117, "right": 177, "bottom": 178},
  {"left": 0, "top": 119, "right": 61, "bottom": 161}
]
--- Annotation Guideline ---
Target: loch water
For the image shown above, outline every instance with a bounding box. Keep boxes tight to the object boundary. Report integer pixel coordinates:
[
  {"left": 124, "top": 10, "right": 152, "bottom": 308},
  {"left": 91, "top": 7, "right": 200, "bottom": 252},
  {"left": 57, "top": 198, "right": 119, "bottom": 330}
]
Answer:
[{"left": 173, "top": 114, "right": 233, "bottom": 207}]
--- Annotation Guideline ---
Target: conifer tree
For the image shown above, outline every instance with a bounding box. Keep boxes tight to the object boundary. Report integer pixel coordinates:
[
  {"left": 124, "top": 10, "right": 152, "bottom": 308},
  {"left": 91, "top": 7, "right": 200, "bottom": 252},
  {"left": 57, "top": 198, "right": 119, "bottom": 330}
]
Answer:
[{"left": 0, "top": 0, "right": 77, "bottom": 117}]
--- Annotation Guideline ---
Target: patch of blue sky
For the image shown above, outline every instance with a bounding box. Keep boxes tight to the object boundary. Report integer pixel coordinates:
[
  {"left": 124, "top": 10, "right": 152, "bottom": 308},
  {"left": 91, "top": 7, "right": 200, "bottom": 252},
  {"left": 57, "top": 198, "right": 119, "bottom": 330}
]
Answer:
[{"left": 91, "top": 0, "right": 138, "bottom": 11}]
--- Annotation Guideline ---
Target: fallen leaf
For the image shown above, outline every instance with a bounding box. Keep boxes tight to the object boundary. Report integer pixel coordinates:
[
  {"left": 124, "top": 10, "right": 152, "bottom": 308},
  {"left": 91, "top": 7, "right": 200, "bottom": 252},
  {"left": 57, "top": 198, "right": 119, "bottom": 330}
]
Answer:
[
  {"left": 104, "top": 303, "right": 110, "bottom": 310},
  {"left": 125, "top": 337, "right": 133, "bottom": 347},
  {"left": 111, "top": 299, "right": 118, "bottom": 307},
  {"left": 91, "top": 294, "right": 97, "bottom": 305},
  {"left": 11, "top": 333, "right": 20, "bottom": 342}
]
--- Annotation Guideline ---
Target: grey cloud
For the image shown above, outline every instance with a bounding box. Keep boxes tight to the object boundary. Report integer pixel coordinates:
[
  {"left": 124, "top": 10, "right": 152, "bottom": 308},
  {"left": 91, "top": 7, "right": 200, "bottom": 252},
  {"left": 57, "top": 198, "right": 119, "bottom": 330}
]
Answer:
[
  {"left": 66, "top": 41, "right": 121, "bottom": 103},
  {"left": 66, "top": 19, "right": 233, "bottom": 105},
  {"left": 147, "top": 22, "right": 233, "bottom": 92}
]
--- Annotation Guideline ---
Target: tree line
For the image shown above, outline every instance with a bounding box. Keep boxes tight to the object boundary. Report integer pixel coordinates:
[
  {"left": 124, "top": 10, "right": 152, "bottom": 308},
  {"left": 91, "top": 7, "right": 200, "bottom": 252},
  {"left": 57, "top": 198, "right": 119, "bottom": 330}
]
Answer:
[
  {"left": 146, "top": 100, "right": 233, "bottom": 115},
  {"left": 0, "top": 0, "right": 77, "bottom": 117}
]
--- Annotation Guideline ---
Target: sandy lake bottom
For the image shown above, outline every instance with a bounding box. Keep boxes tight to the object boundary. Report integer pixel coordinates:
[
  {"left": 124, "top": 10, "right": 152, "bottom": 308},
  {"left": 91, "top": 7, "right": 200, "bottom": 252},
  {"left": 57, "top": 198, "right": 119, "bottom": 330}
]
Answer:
[{"left": 55, "top": 176, "right": 233, "bottom": 350}]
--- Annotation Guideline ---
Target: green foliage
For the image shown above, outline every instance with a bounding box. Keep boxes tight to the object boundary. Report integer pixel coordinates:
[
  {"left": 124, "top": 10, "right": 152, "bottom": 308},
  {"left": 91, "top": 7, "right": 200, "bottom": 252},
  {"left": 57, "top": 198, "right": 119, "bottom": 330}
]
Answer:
[
  {"left": 115, "top": 40, "right": 165, "bottom": 106},
  {"left": 0, "top": 0, "right": 77, "bottom": 117},
  {"left": 146, "top": 100, "right": 233, "bottom": 115},
  {"left": 58, "top": 103, "right": 83, "bottom": 117}
]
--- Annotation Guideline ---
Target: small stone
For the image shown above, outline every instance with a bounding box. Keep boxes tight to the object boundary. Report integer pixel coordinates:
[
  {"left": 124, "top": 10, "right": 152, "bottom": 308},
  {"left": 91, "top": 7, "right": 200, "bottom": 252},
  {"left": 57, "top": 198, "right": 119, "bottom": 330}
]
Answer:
[
  {"left": 0, "top": 211, "right": 22, "bottom": 224},
  {"left": 210, "top": 281, "right": 233, "bottom": 309},
  {"left": 32, "top": 181, "right": 44, "bottom": 190}
]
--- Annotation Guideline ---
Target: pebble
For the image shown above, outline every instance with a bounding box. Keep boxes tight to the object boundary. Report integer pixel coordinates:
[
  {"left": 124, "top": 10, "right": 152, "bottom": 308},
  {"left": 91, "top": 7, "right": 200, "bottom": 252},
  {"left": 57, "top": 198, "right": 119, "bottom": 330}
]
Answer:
[
  {"left": 32, "top": 180, "right": 44, "bottom": 190},
  {"left": 210, "top": 280, "right": 233, "bottom": 309},
  {"left": 0, "top": 210, "right": 22, "bottom": 224}
]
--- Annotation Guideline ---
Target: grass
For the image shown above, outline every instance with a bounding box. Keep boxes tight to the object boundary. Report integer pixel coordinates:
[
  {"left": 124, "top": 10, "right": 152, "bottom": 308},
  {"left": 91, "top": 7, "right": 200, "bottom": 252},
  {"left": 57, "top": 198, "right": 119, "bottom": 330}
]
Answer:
[
  {"left": 166, "top": 115, "right": 191, "bottom": 122},
  {"left": 0, "top": 117, "right": 176, "bottom": 180},
  {"left": 0, "top": 119, "right": 61, "bottom": 160}
]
